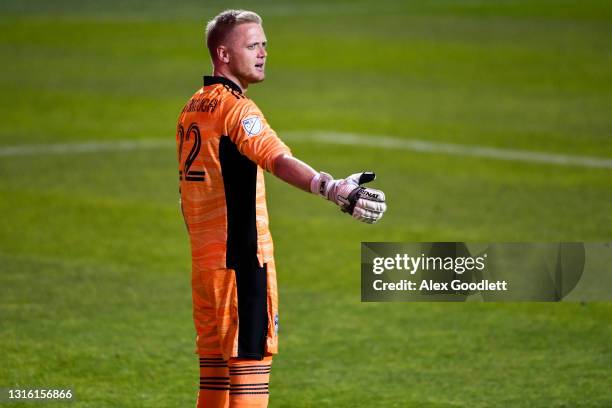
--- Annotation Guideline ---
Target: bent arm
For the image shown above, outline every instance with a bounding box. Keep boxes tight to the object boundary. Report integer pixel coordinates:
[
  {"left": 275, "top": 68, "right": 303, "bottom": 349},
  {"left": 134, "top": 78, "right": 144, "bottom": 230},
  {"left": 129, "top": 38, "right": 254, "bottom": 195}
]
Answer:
[{"left": 272, "top": 153, "right": 317, "bottom": 193}]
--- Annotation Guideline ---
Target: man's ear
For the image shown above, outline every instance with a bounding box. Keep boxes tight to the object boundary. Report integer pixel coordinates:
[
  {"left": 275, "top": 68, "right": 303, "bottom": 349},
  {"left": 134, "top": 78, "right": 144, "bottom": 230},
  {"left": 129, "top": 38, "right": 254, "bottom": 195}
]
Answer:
[{"left": 216, "top": 45, "right": 230, "bottom": 64}]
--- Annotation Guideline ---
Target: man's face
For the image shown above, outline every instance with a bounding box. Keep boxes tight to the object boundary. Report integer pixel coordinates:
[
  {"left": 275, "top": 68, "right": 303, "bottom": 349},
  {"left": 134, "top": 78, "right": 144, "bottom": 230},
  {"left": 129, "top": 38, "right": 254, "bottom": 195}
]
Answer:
[{"left": 225, "top": 23, "right": 267, "bottom": 88}]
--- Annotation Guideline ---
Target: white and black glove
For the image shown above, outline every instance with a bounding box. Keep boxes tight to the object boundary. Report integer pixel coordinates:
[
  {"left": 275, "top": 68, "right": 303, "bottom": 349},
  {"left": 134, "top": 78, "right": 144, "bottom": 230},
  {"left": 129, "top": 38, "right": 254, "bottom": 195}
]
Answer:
[{"left": 310, "top": 171, "right": 387, "bottom": 224}]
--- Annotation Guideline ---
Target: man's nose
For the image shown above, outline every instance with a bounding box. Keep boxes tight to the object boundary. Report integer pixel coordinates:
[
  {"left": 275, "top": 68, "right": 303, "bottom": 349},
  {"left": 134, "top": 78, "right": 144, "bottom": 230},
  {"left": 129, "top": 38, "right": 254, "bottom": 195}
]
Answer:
[{"left": 258, "top": 46, "right": 267, "bottom": 58}]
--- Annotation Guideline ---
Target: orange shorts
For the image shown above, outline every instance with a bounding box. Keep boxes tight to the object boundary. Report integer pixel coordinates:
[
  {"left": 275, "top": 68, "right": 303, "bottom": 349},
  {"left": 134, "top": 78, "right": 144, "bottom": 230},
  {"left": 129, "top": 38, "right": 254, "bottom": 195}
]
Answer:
[{"left": 192, "top": 260, "right": 278, "bottom": 360}]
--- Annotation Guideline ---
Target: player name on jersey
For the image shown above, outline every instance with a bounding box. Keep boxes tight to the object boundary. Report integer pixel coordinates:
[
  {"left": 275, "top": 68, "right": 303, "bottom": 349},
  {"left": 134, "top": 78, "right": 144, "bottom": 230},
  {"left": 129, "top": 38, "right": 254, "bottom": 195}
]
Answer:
[{"left": 182, "top": 96, "right": 220, "bottom": 113}]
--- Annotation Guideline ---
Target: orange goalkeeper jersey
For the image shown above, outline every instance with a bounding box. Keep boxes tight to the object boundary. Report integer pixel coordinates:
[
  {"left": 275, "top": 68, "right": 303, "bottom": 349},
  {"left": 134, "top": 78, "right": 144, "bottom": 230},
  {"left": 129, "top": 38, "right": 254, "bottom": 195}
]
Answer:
[{"left": 176, "top": 76, "right": 291, "bottom": 271}]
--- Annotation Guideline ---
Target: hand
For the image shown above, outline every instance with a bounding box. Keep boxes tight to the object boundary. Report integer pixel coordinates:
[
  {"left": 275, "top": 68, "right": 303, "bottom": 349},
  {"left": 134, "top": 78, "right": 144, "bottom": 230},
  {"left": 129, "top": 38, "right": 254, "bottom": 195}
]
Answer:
[{"left": 310, "top": 171, "right": 387, "bottom": 223}]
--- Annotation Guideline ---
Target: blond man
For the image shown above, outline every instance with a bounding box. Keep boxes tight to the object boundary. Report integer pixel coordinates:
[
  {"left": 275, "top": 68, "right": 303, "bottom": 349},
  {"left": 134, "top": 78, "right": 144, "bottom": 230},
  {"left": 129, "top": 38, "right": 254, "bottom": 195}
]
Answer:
[{"left": 176, "top": 9, "right": 387, "bottom": 407}]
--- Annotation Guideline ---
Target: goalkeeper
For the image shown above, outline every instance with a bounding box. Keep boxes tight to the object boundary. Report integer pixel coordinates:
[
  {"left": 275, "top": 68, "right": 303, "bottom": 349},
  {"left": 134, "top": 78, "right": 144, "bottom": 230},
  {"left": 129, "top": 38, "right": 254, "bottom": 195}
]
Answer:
[{"left": 176, "top": 9, "right": 387, "bottom": 408}]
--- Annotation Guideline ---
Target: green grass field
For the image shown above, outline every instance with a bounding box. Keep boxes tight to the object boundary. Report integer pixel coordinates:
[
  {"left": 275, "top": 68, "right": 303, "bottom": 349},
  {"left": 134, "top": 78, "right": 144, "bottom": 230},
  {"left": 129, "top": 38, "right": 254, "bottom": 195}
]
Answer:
[{"left": 1, "top": 0, "right": 611, "bottom": 406}]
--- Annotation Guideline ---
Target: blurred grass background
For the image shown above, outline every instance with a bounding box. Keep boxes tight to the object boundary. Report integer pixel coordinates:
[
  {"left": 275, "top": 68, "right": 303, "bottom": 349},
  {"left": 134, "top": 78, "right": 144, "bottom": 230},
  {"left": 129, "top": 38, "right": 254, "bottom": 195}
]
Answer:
[{"left": 1, "top": 0, "right": 611, "bottom": 406}]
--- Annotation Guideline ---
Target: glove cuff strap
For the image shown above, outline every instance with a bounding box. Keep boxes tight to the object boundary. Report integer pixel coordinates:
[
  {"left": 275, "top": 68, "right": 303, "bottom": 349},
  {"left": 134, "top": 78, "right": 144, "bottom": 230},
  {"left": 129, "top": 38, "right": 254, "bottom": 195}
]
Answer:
[{"left": 310, "top": 172, "right": 335, "bottom": 199}]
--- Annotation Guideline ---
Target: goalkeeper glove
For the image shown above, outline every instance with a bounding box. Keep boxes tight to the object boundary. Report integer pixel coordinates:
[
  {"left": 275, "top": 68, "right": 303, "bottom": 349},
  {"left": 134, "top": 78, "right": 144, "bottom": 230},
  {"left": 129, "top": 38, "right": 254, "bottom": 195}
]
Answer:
[{"left": 310, "top": 171, "right": 387, "bottom": 224}]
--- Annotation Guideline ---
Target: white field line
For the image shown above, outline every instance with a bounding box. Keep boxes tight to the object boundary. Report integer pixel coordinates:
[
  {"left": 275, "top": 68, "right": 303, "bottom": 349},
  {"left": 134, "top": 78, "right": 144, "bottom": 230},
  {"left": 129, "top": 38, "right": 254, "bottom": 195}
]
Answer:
[
  {"left": 0, "top": 139, "right": 172, "bottom": 157},
  {"left": 285, "top": 131, "right": 612, "bottom": 170},
  {"left": 1, "top": 131, "right": 611, "bottom": 170}
]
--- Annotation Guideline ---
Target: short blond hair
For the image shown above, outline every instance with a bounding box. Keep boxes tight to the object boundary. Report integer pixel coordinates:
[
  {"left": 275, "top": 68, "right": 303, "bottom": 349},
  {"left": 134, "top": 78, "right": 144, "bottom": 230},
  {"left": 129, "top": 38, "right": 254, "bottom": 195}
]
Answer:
[{"left": 205, "top": 10, "right": 262, "bottom": 61}]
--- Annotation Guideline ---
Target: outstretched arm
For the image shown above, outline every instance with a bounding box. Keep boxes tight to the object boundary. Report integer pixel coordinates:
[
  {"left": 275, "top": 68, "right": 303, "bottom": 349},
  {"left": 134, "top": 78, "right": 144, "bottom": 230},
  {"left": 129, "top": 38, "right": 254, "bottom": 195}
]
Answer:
[
  {"left": 272, "top": 154, "right": 317, "bottom": 193},
  {"left": 272, "top": 154, "right": 387, "bottom": 224}
]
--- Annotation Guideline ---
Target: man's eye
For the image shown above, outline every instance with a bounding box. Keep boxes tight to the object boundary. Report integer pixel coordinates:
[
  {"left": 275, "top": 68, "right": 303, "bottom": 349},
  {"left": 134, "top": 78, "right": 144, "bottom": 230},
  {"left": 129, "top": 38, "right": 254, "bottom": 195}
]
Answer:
[{"left": 247, "top": 45, "right": 256, "bottom": 50}]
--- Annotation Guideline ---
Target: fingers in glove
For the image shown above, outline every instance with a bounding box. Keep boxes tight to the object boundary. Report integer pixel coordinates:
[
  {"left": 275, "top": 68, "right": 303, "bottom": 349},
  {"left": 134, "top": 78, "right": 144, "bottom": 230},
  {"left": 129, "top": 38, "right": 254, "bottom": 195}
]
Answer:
[
  {"left": 352, "top": 206, "right": 385, "bottom": 224},
  {"left": 355, "top": 198, "right": 387, "bottom": 213}
]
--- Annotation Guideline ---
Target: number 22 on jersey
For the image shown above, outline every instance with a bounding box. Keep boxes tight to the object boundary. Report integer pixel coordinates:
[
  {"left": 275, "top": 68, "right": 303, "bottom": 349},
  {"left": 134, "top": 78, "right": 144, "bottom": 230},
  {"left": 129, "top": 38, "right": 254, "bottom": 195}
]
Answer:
[{"left": 177, "top": 123, "right": 206, "bottom": 182}]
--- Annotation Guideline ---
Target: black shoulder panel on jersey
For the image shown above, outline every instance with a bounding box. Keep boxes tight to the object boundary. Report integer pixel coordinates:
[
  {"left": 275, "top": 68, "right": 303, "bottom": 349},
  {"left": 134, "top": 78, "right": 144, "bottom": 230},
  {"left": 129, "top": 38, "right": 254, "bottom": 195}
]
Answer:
[{"left": 219, "top": 135, "right": 259, "bottom": 270}]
